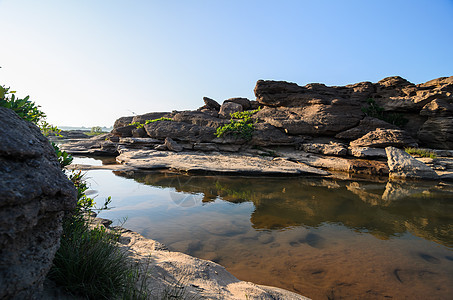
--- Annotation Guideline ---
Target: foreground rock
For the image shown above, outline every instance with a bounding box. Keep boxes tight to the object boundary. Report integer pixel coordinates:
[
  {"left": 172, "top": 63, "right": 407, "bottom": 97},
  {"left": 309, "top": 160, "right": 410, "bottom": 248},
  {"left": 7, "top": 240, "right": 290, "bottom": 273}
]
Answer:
[
  {"left": 0, "top": 107, "right": 77, "bottom": 299},
  {"left": 385, "top": 147, "right": 439, "bottom": 180},
  {"left": 116, "top": 149, "right": 330, "bottom": 176}
]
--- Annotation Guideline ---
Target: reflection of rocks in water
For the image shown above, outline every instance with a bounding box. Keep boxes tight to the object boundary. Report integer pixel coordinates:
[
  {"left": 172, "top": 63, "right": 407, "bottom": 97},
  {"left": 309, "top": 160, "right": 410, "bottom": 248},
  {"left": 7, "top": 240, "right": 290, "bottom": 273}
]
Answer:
[
  {"left": 346, "top": 182, "right": 384, "bottom": 206},
  {"left": 115, "top": 170, "right": 453, "bottom": 247},
  {"left": 382, "top": 181, "right": 439, "bottom": 202}
]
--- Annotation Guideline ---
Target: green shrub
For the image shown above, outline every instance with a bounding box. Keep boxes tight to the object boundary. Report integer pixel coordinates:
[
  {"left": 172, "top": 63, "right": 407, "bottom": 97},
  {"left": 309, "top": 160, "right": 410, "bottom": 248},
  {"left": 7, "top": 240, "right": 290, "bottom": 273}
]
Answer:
[
  {"left": 130, "top": 117, "right": 173, "bottom": 129},
  {"left": 0, "top": 85, "right": 60, "bottom": 136},
  {"left": 216, "top": 107, "right": 261, "bottom": 140},
  {"left": 52, "top": 143, "right": 73, "bottom": 168},
  {"left": 405, "top": 147, "right": 437, "bottom": 159},
  {"left": 49, "top": 216, "right": 150, "bottom": 299},
  {"left": 362, "top": 98, "right": 408, "bottom": 127}
]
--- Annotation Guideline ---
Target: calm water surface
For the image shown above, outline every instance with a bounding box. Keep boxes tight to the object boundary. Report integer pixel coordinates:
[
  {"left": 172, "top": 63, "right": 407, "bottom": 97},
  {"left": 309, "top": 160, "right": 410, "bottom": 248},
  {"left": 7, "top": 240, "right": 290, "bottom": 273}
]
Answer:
[{"left": 73, "top": 156, "right": 453, "bottom": 299}]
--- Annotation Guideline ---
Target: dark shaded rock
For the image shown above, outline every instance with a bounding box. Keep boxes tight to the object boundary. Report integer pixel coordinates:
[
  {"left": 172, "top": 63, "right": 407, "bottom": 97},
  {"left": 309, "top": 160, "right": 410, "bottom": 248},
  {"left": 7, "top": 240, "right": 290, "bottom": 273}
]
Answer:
[
  {"left": 113, "top": 116, "right": 133, "bottom": 129},
  {"left": 219, "top": 102, "right": 243, "bottom": 118},
  {"left": 203, "top": 97, "right": 221, "bottom": 111},
  {"left": 132, "top": 127, "right": 149, "bottom": 138},
  {"left": 350, "top": 128, "right": 418, "bottom": 148},
  {"left": 112, "top": 125, "right": 136, "bottom": 137},
  {"left": 250, "top": 123, "right": 296, "bottom": 146},
  {"left": 386, "top": 146, "right": 439, "bottom": 180},
  {"left": 144, "top": 121, "right": 216, "bottom": 143},
  {"left": 420, "top": 99, "right": 453, "bottom": 117},
  {"left": 250, "top": 100, "right": 261, "bottom": 110},
  {"left": 418, "top": 117, "right": 453, "bottom": 149},
  {"left": 165, "top": 137, "right": 183, "bottom": 152},
  {"left": 335, "top": 117, "right": 398, "bottom": 140},
  {"left": 256, "top": 105, "right": 363, "bottom": 135},
  {"left": 0, "top": 107, "right": 77, "bottom": 299},
  {"left": 224, "top": 97, "right": 251, "bottom": 110}
]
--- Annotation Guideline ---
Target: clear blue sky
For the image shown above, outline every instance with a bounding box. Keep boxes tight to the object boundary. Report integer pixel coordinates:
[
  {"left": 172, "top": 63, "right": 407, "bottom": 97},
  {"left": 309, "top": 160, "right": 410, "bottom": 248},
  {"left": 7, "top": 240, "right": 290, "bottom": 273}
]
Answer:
[{"left": 1, "top": 0, "right": 452, "bottom": 127}]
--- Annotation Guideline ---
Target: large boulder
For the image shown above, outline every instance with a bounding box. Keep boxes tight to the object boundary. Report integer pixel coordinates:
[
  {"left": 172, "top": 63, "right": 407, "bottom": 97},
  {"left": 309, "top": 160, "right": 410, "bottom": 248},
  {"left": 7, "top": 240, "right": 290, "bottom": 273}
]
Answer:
[
  {"left": 113, "top": 116, "right": 133, "bottom": 129},
  {"left": 385, "top": 146, "right": 439, "bottom": 180},
  {"left": 350, "top": 128, "right": 418, "bottom": 148},
  {"left": 255, "top": 104, "right": 363, "bottom": 135},
  {"left": 0, "top": 107, "right": 77, "bottom": 299},
  {"left": 144, "top": 120, "right": 216, "bottom": 143},
  {"left": 418, "top": 117, "right": 453, "bottom": 149},
  {"left": 219, "top": 102, "right": 243, "bottom": 118}
]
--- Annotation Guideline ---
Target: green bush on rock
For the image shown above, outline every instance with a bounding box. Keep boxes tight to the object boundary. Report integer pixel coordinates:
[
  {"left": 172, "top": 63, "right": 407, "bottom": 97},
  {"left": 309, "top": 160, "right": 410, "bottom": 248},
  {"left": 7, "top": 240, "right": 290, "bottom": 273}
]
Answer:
[
  {"left": 362, "top": 98, "right": 408, "bottom": 127},
  {"left": 216, "top": 107, "right": 261, "bottom": 140}
]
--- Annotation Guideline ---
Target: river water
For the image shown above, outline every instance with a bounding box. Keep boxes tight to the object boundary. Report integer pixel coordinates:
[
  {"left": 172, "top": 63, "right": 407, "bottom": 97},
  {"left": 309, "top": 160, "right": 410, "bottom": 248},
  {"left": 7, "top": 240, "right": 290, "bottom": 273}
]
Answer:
[{"left": 73, "top": 156, "right": 453, "bottom": 299}]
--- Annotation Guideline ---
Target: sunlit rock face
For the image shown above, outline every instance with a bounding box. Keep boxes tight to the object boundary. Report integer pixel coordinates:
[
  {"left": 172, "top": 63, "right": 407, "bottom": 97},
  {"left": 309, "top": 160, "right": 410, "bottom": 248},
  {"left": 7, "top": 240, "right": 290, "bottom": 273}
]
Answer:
[
  {"left": 0, "top": 107, "right": 77, "bottom": 299},
  {"left": 106, "top": 75, "right": 453, "bottom": 150}
]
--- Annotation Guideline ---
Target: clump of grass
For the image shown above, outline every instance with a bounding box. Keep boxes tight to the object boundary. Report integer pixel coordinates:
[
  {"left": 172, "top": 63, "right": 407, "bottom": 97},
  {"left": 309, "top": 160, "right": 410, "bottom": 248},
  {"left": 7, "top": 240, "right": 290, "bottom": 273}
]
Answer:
[
  {"left": 405, "top": 147, "right": 437, "bottom": 159},
  {"left": 49, "top": 216, "right": 149, "bottom": 299},
  {"left": 216, "top": 107, "right": 261, "bottom": 140},
  {"left": 131, "top": 117, "right": 173, "bottom": 129},
  {"left": 49, "top": 171, "right": 151, "bottom": 299}
]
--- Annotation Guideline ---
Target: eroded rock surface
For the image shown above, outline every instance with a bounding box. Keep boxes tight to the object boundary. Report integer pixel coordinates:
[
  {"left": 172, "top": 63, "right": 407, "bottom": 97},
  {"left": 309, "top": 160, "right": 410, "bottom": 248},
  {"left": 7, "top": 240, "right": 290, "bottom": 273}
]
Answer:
[
  {"left": 385, "top": 146, "right": 439, "bottom": 180},
  {"left": 0, "top": 107, "right": 77, "bottom": 299}
]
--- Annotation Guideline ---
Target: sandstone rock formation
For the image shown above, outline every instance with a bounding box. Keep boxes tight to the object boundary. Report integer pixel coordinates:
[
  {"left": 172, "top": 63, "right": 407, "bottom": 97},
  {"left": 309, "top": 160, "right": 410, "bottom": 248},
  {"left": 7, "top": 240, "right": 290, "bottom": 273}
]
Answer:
[
  {"left": 0, "top": 107, "right": 77, "bottom": 299},
  {"left": 61, "top": 76, "right": 453, "bottom": 179}
]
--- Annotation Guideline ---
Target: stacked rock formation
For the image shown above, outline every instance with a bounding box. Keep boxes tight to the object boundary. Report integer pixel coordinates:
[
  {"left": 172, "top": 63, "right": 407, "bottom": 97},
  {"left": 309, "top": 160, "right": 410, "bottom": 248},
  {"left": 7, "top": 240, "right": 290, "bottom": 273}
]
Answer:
[{"left": 75, "top": 76, "right": 452, "bottom": 152}]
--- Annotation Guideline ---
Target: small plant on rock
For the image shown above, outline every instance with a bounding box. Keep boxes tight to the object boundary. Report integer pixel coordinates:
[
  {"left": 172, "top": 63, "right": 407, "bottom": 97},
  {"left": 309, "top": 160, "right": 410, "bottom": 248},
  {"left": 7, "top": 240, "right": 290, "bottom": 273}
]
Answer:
[{"left": 362, "top": 98, "right": 408, "bottom": 127}]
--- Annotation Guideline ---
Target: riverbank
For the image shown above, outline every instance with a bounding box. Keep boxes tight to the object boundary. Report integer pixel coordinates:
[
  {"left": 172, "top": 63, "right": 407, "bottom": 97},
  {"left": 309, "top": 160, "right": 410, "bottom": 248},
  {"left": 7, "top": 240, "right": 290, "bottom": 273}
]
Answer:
[{"left": 92, "top": 216, "right": 309, "bottom": 300}]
